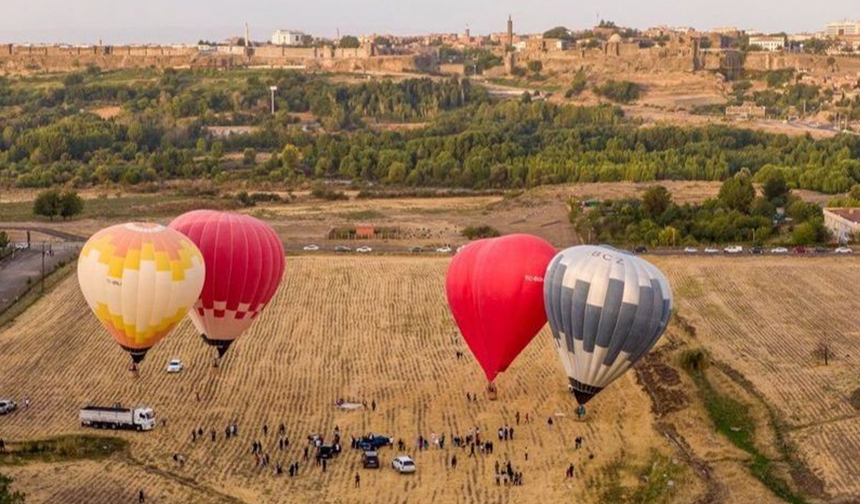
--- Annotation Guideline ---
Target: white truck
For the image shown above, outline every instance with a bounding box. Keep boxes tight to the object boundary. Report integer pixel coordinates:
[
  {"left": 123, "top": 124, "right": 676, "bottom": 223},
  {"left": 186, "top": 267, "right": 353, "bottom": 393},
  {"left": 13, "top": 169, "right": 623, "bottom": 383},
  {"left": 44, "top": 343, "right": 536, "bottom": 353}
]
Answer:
[{"left": 79, "top": 405, "right": 156, "bottom": 431}]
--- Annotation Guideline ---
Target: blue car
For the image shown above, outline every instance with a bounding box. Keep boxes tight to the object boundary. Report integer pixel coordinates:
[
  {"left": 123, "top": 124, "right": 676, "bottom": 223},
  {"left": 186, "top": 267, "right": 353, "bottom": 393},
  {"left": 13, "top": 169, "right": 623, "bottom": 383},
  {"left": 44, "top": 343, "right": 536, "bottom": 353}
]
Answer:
[{"left": 356, "top": 434, "right": 392, "bottom": 451}]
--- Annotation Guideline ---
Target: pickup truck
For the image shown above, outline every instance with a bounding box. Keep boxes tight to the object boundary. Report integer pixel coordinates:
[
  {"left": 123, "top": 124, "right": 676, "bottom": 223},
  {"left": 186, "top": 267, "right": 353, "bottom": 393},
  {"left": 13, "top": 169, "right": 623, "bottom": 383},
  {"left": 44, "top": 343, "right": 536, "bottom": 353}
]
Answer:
[{"left": 79, "top": 405, "right": 155, "bottom": 431}]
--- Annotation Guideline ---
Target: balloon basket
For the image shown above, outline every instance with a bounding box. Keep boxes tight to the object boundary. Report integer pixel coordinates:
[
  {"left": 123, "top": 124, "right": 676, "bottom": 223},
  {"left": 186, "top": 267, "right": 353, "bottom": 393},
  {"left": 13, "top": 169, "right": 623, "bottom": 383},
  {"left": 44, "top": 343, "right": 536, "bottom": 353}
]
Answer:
[
  {"left": 574, "top": 405, "right": 587, "bottom": 422},
  {"left": 487, "top": 383, "right": 498, "bottom": 401}
]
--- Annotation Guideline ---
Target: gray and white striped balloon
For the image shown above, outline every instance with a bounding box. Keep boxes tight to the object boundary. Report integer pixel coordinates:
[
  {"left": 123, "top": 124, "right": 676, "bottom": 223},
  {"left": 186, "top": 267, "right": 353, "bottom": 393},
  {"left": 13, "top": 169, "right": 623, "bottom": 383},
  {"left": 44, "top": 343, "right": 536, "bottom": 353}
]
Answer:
[{"left": 544, "top": 245, "right": 672, "bottom": 405}]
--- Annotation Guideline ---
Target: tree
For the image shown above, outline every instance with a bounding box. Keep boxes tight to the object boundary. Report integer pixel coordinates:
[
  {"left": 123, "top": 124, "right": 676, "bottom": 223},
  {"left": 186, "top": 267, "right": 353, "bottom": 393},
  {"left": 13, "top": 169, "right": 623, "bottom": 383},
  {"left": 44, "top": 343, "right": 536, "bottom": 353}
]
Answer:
[
  {"left": 339, "top": 36, "right": 360, "bottom": 49},
  {"left": 527, "top": 61, "right": 543, "bottom": 74},
  {"left": 762, "top": 171, "right": 789, "bottom": 204},
  {"left": 0, "top": 231, "right": 8, "bottom": 251},
  {"left": 281, "top": 144, "right": 302, "bottom": 170},
  {"left": 719, "top": 173, "right": 756, "bottom": 212},
  {"left": 462, "top": 225, "right": 501, "bottom": 239},
  {"left": 59, "top": 191, "right": 84, "bottom": 220},
  {"left": 642, "top": 185, "right": 672, "bottom": 219},
  {"left": 243, "top": 148, "right": 257, "bottom": 166},
  {"left": 0, "top": 473, "right": 24, "bottom": 504},
  {"left": 33, "top": 189, "right": 62, "bottom": 220},
  {"left": 543, "top": 27, "right": 571, "bottom": 40},
  {"left": 815, "top": 338, "right": 833, "bottom": 365},
  {"left": 387, "top": 162, "right": 407, "bottom": 184}
]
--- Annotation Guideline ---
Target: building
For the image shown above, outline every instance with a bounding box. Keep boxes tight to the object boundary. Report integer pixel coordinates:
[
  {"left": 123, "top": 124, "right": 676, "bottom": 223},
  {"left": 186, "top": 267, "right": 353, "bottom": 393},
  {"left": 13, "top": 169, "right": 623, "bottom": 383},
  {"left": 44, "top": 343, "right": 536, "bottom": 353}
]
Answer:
[
  {"left": 824, "top": 208, "right": 860, "bottom": 243},
  {"left": 507, "top": 15, "right": 513, "bottom": 47},
  {"left": 749, "top": 35, "right": 786, "bottom": 52},
  {"left": 826, "top": 20, "right": 860, "bottom": 38},
  {"left": 355, "top": 225, "right": 375, "bottom": 239},
  {"left": 272, "top": 30, "right": 307, "bottom": 46}
]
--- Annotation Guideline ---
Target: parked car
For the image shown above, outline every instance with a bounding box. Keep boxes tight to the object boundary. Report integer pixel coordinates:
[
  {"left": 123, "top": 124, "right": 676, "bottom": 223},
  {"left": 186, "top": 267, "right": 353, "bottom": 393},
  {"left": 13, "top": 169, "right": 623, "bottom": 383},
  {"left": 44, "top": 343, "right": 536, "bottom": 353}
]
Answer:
[
  {"left": 793, "top": 246, "right": 808, "bottom": 254},
  {"left": 409, "top": 246, "right": 422, "bottom": 254},
  {"left": 835, "top": 247, "right": 853, "bottom": 254},
  {"left": 814, "top": 246, "right": 829, "bottom": 254},
  {"left": 0, "top": 399, "right": 17, "bottom": 415},
  {"left": 632, "top": 246, "right": 647, "bottom": 254},
  {"left": 436, "top": 246, "right": 452, "bottom": 254},
  {"left": 303, "top": 244, "right": 320, "bottom": 252},
  {"left": 334, "top": 245, "right": 351, "bottom": 253},
  {"left": 770, "top": 247, "right": 789, "bottom": 254},
  {"left": 166, "top": 359, "right": 183, "bottom": 373},
  {"left": 724, "top": 245, "right": 743, "bottom": 254},
  {"left": 392, "top": 455, "right": 416, "bottom": 474},
  {"left": 704, "top": 247, "right": 720, "bottom": 254},
  {"left": 362, "top": 450, "right": 380, "bottom": 469},
  {"left": 683, "top": 247, "right": 698, "bottom": 254},
  {"left": 751, "top": 246, "right": 763, "bottom": 255},
  {"left": 317, "top": 444, "right": 337, "bottom": 459},
  {"left": 456, "top": 245, "right": 467, "bottom": 254},
  {"left": 356, "top": 246, "right": 372, "bottom": 253},
  {"left": 356, "top": 434, "right": 393, "bottom": 451}
]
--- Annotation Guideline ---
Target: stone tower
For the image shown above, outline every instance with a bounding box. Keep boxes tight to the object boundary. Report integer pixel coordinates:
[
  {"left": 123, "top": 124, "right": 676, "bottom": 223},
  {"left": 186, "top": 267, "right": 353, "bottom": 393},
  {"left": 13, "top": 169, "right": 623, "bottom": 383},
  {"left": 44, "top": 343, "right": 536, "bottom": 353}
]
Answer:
[{"left": 507, "top": 15, "right": 513, "bottom": 48}]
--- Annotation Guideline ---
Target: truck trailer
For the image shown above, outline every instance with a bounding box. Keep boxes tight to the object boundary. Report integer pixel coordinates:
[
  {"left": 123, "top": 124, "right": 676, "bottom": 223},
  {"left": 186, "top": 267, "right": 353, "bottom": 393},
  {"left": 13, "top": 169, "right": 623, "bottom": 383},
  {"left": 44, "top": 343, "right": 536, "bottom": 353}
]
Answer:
[{"left": 79, "top": 405, "right": 156, "bottom": 431}]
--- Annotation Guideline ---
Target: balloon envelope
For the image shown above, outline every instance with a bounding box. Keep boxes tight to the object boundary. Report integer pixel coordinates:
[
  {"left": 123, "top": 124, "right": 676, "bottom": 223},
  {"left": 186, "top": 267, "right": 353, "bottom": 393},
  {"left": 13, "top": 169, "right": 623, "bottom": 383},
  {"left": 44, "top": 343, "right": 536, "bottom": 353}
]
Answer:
[
  {"left": 544, "top": 245, "right": 672, "bottom": 405},
  {"left": 446, "top": 234, "right": 556, "bottom": 382},
  {"left": 169, "top": 210, "right": 285, "bottom": 356},
  {"left": 77, "top": 222, "right": 205, "bottom": 364}
]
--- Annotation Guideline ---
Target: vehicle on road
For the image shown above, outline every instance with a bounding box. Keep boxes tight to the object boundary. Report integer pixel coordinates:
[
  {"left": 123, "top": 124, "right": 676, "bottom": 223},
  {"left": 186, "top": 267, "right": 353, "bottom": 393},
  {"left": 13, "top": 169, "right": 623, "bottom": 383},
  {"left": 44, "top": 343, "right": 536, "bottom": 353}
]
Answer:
[
  {"left": 0, "top": 399, "right": 17, "bottom": 415},
  {"left": 456, "top": 245, "right": 467, "bottom": 254},
  {"left": 356, "top": 434, "right": 393, "bottom": 451},
  {"left": 814, "top": 246, "right": 829, "bottom": 254},
  {"left": 79, "top": 405, "right": 155, "bottom": 431},
  {"left": 632, "top": 246, "right": 647, "bottom": 254},
  {"left": 724, "top": 245, "right": 743, "bottom": 254},
  {"left": 835, "top": 247, "right": 853, "bottom": 254},
  {"left": 362, "top": 450, "right": 380, "bottom": 469},
  {"left": 392, "top": 455, "right": 416, "bottom": 474},
  {"left": 303, "top": 244, "right": 319, "bottom": 252},
  {"left": 704, "top": 247, "right": 719, "bottom": 254},
  {"left": 770, "top": 247, "right": 789, "bottom": 254},
  {"left": 356, "top": 246, "right": 372, "bottom": 253},
  {"left": 793, "top": 246, "right": 808, "bottom": 254},
  {"left": 751, "top": 246, "right": 763, "bottom": 255},
  {"left": 409, "top": 246, "right": 422, "bottom": 254},
  {"left": 436, "top": 246, "right": 452, "bottom": 254},
  {"left": 334, "top": 245, "right": 351, "bottom": 253},
  {"left": 683, "top": 247, "right": 698, "bottom": 254},
  {"left": 166, "top": 359, "right": 183, "bottom": 373}
]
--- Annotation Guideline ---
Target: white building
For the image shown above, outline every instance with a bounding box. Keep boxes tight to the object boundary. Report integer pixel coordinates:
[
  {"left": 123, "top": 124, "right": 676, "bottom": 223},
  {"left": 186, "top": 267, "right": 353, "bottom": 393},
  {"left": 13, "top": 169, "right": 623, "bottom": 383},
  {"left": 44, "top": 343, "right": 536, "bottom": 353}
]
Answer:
[
  {"left": 826, "top": 20, "right": 860, "bottom": 38},
  {"left": 824, "top": 208, "right": 860, "bottom": 243},
  {"left": 749, "top": 35, "right": 786, "bottom": 52},
  {"left": 271, "top": 30, "right": 307, "bottom": 46}
]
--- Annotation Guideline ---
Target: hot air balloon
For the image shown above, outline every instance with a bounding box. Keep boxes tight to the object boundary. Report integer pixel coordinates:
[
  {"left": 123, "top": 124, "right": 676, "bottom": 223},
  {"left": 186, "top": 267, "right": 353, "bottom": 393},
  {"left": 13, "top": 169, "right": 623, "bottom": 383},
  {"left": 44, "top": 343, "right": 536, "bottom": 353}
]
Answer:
[
  {"left": 544, "top": 245, "right": 672, "bottom": 406},
  {"left": 77, "top": 222, "right": 205, "bottom": 370},
  {"left": 446, "top": 234, "right": 556, "bottom": 393},
  {"left": 169, "top": 210, "right": 285, "bottom": 364}
]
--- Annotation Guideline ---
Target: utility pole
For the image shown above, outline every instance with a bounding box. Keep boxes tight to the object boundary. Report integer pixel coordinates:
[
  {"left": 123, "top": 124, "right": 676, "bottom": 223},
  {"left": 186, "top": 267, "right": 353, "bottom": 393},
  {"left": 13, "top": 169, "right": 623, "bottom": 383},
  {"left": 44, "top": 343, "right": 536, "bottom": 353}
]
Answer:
[
  {"left": 40, "top": 243, "right": 45, "bottom": 294},
  {"left": 269, "top": 86, "right": 278, "bottom": 114}
]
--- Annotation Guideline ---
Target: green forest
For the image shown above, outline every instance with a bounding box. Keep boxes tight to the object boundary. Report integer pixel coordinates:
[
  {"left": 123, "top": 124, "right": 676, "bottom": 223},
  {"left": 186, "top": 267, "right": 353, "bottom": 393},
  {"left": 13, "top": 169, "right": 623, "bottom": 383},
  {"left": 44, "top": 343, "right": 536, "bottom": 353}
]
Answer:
[{"left": 1, "top": 68, "right": 860, "bottom": 193}]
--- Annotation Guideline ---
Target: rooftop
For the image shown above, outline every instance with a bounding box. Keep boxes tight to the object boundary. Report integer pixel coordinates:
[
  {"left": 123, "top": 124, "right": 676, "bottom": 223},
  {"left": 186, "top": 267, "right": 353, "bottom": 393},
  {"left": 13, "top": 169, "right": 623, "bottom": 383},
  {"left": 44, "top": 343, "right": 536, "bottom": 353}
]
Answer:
[{"left": 825, "top": 207, "right": 860, "bottom": 223}]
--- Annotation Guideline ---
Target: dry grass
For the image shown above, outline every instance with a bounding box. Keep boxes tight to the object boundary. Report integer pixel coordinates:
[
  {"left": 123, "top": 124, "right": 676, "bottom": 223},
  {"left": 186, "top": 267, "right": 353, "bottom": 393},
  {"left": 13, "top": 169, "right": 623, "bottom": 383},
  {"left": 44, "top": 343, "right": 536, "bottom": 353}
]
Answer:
[
  {"left": 0, "top": 256, "right": 681, "bottom": 504},
  {"left": 654, "top": 255, "right": 860, "bottom": 500}
]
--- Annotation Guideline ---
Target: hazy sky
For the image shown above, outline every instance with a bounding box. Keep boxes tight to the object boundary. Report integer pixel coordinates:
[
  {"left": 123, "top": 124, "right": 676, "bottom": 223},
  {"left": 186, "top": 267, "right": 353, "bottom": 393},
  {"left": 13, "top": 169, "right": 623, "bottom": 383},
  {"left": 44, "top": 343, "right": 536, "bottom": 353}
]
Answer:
[{"left": 2, "top": 1, "right": 858, "bottom": 45}]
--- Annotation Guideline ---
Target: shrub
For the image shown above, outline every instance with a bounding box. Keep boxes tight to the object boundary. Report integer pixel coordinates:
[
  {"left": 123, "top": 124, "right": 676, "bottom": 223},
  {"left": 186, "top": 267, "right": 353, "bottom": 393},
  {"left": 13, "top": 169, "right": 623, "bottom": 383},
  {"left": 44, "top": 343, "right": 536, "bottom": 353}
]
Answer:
[{"left": 461, "top": 225, "right": 501, "bottom": 240}]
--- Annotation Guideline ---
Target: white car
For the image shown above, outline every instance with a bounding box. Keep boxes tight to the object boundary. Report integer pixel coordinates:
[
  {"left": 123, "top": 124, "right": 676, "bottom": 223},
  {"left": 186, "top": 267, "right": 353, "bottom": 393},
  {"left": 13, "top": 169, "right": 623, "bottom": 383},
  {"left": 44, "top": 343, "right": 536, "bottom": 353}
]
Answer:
[
  {"left": 770, "top": 247, "right": 789, "bottom": 254},
  {"left": 456, "top": 245, "right": 467, "bottom": 254},
  {"left": 835, "top": 247, "right": 853, "bottom": 254},
  {"left": 704, "top": 247, "right": 720, "bottom": 254},
  {"left": 0, "top": 399, "right": 17, "bottom": 415},
  {"left": 724, "top": 246, "right": 743, "bottom": 254},
  {"left": 436, "top": 247, "right": 453, "bottom": 254},
  {"left": 392, "top": 455, "right": 416, "bottom": 474},
  {"left": 356, "top": 246, "right": 372, "bottom": 253},
  {"left": 683, "top": 247, "right": 698, "bottom": 254},
  {"left": 166, "top": 359, "right": 184, "bottom": 373},
  {"left": 303, "top": 244, "right": 319, "bottom": 252}
]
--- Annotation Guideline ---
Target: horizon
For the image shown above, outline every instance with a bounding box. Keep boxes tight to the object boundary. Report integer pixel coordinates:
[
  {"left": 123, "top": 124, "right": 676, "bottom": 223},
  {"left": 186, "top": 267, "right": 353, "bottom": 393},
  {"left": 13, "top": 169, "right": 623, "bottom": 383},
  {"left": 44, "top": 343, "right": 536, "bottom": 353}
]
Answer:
[{"left": 2, "top": 0, "right": 858, "bottom": 45}]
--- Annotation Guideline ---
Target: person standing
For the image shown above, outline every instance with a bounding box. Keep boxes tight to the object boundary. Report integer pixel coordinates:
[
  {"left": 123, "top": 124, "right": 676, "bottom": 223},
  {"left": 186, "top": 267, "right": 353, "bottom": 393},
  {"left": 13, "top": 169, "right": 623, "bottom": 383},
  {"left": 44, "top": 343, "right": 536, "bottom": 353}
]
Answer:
[
  {"left": 138, "top": 489, "right": 145, "bottom": 503},
  {"left": 354, "top": 473, "right": 360, "bottom": 488}
]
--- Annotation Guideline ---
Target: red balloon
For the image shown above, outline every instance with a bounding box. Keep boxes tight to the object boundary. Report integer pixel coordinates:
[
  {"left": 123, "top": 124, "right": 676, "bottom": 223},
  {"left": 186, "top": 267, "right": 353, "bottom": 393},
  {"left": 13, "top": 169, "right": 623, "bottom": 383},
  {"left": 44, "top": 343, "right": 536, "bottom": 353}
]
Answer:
[
  {"left": 169, "top": 210, "right": 285, "bottom": 357},
  {"left": 446, "top": 234, "right": 556, "bottom": 382}
]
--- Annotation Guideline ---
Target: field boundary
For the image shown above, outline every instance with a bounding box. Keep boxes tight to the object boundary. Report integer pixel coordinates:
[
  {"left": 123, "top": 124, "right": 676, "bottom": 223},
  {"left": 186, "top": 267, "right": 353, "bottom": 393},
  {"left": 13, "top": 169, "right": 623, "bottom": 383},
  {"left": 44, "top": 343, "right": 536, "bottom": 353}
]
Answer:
[{"left": 0, "top": 259, "right": 76, "bottom": 330}]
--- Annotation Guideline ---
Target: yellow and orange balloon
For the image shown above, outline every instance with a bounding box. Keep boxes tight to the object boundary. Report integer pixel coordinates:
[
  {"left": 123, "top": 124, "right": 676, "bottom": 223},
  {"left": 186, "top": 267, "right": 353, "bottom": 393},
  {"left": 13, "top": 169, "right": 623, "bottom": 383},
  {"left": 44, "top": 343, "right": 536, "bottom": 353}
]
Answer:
[{"left": 77, "top": 223, "right": 205, "bottom": 367}]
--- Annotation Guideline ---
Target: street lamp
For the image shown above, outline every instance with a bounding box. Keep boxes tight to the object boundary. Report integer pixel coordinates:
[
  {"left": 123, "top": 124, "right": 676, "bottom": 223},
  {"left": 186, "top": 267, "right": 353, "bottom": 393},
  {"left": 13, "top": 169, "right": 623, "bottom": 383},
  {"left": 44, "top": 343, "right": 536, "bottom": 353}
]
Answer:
[{"left": 269, "top": 86, "right": 278, "bottom": 114}]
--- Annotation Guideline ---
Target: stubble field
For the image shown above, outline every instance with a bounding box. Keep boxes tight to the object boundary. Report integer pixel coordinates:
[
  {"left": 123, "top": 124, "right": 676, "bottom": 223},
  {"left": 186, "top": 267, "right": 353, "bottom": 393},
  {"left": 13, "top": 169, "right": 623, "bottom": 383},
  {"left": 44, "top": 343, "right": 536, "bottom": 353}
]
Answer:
[{"left": 0, "top": 256, "right": 684, "bottom": 504}]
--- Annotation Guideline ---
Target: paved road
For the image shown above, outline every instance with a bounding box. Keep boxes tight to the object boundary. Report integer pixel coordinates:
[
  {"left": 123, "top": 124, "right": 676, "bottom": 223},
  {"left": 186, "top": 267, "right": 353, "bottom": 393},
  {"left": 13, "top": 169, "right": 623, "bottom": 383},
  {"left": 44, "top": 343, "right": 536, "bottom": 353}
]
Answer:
[
  {"left": 0, "top": 226, "right": 85, "bottom": 242},
  {"left": 0, "top": 243, "right": 81, "bottom": 314}
]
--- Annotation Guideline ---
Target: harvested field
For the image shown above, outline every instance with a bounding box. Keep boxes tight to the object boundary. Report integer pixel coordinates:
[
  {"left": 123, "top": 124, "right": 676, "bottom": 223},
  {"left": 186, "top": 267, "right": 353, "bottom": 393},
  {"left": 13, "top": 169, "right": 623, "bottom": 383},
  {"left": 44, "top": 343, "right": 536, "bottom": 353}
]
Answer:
[
  {"left": 653, "top": 256, "right": 860, "bottom": 501},
  {"left": 0, "top": 256, "right": 688, "bottom": 504}
]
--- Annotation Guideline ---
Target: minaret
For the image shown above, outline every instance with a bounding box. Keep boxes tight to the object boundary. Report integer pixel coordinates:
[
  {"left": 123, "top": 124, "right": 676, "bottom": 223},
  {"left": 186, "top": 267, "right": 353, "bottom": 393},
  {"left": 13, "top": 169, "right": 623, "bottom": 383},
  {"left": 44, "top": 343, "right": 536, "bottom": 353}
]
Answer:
[
  {"left": 244, "top": 22, "right": 250, "bottom": 47},
  {"left": 507, "top": 15, "right": 513, "bottom": 47}
]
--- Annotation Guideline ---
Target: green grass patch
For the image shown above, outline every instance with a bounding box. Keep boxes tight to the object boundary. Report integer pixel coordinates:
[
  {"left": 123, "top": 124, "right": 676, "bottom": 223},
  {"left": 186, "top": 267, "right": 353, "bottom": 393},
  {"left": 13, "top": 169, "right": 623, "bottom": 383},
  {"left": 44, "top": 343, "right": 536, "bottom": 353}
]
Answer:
[
  {"left": 686, "top": 355, "right": 809, "bottom": 504},
  {"left": 0, "top": 193, "right": 221, "bottom": 223},
  {"left": 337, "top": 209, "right": 385, "bottom": 221},
  {"left": 0, "top": 435, "right": 127, "bottom": 466},
  {"left": 597, "top": 451, "right": 684, "bottom": 504}
]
